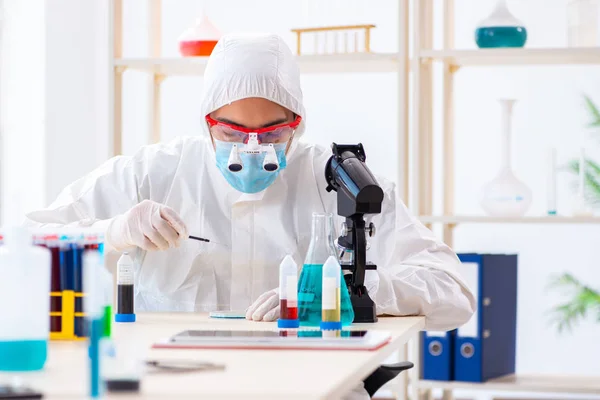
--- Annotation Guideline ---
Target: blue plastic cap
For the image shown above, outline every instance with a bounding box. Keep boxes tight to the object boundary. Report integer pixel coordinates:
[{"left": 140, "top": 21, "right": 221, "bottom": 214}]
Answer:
[
  {"left": 277, "top": 318, "right": 300, "bottom": 329},
  {"left": 115, "top": 313, "right": 136, "bottom": 323},
  {"left": 320, "top": 321, "right": 342, "bottom": 331}
]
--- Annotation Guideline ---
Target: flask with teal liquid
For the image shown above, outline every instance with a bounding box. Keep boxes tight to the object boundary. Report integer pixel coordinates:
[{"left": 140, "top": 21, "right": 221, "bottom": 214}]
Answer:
[
  {"left": 475, "top": 0, "right": 527, "bottom": 48},
  {"left": 0, "top": 227, "right": 51, "bottom": 371},
  {"left": 297, "top": 213, "right": 354, "bottom": 327}
]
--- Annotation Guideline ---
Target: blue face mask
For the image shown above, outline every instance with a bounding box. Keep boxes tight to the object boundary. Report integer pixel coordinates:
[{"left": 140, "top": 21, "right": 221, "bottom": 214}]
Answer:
[{"left": 214, "top": 139, "right": 288, "bottom": 194}]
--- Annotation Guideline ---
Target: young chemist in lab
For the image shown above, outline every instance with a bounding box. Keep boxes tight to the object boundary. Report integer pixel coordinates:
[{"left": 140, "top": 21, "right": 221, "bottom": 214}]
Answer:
[{"left": 26, "top": 33, "right": 474, "bottom": 328}]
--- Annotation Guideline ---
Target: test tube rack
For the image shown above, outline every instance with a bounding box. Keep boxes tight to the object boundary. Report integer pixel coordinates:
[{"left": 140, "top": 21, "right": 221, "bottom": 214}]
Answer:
[
  {"left": 291, "top": 24, "right": 376, "bottom": 55},
  {"left": 49, "top": 290, "right": 87, "bottom": 341}
]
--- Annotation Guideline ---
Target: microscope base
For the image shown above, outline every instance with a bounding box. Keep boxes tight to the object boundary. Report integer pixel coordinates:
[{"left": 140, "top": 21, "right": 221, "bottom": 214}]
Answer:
[{"left": 350, "top": 292, "right": 378, "bottom": 323}]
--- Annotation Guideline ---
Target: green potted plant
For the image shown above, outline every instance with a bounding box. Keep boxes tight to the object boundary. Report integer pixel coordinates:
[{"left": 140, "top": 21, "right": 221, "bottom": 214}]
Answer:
[
  {"left": 548, "top": 274, "right": 600, "bottom": 332},
  {"left": 565, "top": 96, "right": 600, "bottom": 207},
  {"left": 548, "top": 95, "right": 600, "bottom": 332}
]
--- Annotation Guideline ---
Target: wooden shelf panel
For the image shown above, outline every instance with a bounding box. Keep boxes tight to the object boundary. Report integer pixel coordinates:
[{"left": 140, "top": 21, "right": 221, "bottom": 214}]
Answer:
[
  {"left": 415, "top": 374, "right": 600, "bottom": 394},
  {"left": 418, "top": 215, "right": 600, "bottom": 224},
  {"left": 419, "top": 47, "right": 600, "bottom": 67},
  {"left": 114, "top": 53, "right": 400, "bottom": 76}
]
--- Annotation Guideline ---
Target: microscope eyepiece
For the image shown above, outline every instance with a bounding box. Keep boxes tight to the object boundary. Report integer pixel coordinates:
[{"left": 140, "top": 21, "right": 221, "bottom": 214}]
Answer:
[{"left": 325, "top": 143, "right": 384, "bottom": 217}]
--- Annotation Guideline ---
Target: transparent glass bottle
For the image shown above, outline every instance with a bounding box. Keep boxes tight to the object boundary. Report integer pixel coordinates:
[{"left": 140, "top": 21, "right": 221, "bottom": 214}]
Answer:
[
  {"left": 297, "top": 213, "right": 354, "bottom": 327},
  {"left": 475, "top": 0, "right": 527, "bottom": 48},
  {"left": 0, "top": 228, "right": 51, "bottom": 371},
  {"left": 481, "top": 99, "right": 532, "bottom": 217}
]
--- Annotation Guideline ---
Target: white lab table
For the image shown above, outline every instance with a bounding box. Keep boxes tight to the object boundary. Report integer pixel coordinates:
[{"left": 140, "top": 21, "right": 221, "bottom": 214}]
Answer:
[{"left": 1, "top": 313, "right": 425, "bottom": 399}]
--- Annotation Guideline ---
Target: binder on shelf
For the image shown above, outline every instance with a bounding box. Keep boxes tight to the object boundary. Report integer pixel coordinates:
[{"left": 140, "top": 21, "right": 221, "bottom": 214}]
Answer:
[
  {"left": 421, "top": 330, "right": 455, "bottom": 381},
  {"left": 454, "top": 253, "right": 518, "bottom": 383}
]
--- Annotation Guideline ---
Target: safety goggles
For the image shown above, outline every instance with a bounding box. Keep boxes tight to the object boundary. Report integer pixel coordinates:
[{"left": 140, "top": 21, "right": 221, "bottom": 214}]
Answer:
[{"left": 206, "top": 115, "right": 301, "bottom": 144}]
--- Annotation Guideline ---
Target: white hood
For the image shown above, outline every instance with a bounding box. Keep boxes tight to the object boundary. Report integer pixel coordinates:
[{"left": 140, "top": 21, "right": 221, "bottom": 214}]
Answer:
[{"left": 199, "top": 32, "right": 306, "bottom": 137}]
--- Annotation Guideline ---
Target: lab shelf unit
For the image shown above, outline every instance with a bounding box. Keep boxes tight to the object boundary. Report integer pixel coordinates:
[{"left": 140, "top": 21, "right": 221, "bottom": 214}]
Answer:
[
  {"left": 415, "top": 374, "right": 600, "bottom": 395},
  {"left": 410, "top": 1, "right": 600, "bottom": 400},
  {"left": 420, "top": 47, "right": 600, "bottom": 67},
  {"left": 417, "top": 215, "right": 600, "bottom": 225},
  {"left": 115, "top": 53, "right": 401, "bottom": 76}
]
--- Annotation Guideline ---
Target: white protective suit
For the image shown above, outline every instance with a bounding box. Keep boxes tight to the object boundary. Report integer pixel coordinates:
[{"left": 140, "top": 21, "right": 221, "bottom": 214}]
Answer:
[{"left": 25, "top": 33, "right": 475, "bottom": 332}]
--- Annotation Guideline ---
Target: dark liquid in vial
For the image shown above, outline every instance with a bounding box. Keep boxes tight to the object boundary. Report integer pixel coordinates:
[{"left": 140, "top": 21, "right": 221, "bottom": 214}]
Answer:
[
  {"left": 117, "top": 284, "right": 134, "bottom": 314},
  {"left": 280, "top": 299, "right": 298, "bottom": 320},
  {"left": 49, "top": 246, "right": 62, "bottom": 332}
]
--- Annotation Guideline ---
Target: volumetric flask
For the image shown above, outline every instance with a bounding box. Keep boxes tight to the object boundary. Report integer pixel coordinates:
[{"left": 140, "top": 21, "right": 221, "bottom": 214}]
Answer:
[{"left": 297, "top": 212, "right": 354, "bottom": 327}]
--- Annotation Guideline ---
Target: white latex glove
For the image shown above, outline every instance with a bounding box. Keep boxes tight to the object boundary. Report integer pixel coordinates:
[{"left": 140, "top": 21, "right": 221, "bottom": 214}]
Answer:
[
  {"left": 106, "top": 200, "right": 188, "bottom": 252},
  {"left": 245, "top": 289, "right": 279, "bottom": 322}
]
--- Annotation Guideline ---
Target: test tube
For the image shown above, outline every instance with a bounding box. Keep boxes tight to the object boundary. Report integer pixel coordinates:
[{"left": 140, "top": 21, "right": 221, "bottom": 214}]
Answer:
[
  {"left": 277, "top": 255, "right": 299, "bottom": 329},
  {"left": 45, "top": 235, "right": 62, "bottom": 332},
  {"left": 115, "top": 252, "right": 135, "bottom": 323},
  {"left": 59, "top": 235, "right": 74, "bottom": 292},
  {"left": 83, "top": 250, "right": 105, "bottom": 399},
  {"left": 102, "top": 266, "right": 114, "bottom": 336},
  {"left": 73, "top": 234, "right": 85, "bottom": 337},
  {"left": 547, "top": 148, "right": 557, "bottom": 216},
  {"left": 320, "top": 256, "right": 342, "bottom": 331}
]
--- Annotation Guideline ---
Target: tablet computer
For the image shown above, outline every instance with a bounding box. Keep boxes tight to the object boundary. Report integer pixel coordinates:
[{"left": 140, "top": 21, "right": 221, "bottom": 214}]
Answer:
[{"left": 153, "top": 329, "right": 391, "bottom": 351}]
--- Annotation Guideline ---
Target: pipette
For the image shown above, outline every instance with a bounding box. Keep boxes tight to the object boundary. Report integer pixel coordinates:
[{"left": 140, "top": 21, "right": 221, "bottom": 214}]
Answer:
[
  {"left": 188, "top": 235, "right": 224, "bottom": 246},
  {"left": 188, "top": 235, "right": 210, "bottom": 243}
]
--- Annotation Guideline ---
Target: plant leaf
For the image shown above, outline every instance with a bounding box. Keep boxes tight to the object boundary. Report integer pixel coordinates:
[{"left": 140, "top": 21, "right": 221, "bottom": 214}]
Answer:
[
  {"left": 547, "top": 273, "right": 580, "bottom": 291},
  {"left": 584, "top": 95, "right": 600, "bottom": 128},
  {"left": 563, "top": 159, "right": 600, "bottom": 205},
  {"left": 546, "top": 273, "right": 600, "bottom": 333}
]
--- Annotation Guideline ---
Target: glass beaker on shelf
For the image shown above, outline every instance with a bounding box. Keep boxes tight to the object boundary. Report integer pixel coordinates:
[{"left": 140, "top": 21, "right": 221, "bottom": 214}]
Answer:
[
  {"left": 297, "top": 213, "right": 354, "bottom": 327},
  {"left": 481, "top": 99, "right": 532, "bottom": 217},
  {"left": 567, "top": 0, "right": 600, "bottom": 47},
  {"left": 178, "top": 14, "right": 221, "bottom": 57},
  {"left": 475, "top": 0, "right": 527, "bottom": 48}
]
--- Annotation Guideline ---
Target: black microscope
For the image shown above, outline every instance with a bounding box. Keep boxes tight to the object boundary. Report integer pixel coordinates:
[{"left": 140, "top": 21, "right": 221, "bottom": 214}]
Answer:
[
  {"left": 324, "top": 143, "right": 384, "bottom": 324},
  {"left": 325, "top": 143, "right": 414, "bottom": 397}
]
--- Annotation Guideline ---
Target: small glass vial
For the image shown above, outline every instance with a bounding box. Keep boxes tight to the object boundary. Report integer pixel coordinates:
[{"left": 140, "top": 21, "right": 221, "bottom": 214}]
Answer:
[
  {"left": 320, "top": 256, "right": 342, "bottom": 331},
  {"left": 277, "top": 255, "right": 299, "bottom": 329},
  {"left": 115, "top": 252, "right": 135, "bottom": 323}
]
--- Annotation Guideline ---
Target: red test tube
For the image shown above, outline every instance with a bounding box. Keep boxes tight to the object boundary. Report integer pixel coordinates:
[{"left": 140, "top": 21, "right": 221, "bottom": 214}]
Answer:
[{"left": 278, "top": 255, "right": 299, "bottom": 329}]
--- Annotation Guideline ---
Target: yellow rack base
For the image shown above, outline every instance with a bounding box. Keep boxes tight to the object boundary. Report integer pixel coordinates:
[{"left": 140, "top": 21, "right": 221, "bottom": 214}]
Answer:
[{"left": 49, "top": 290, "right": 87, "bottom": 341}]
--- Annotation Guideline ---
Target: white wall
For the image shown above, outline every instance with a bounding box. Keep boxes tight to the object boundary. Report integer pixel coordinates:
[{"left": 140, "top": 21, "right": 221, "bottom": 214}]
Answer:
[
  {"left": 0, "top": 0, "right": 110, "bottom": 225},
  {"left": 1, "top": 0, "right": 599, "bottom": 389},
  {"left": 0, "top": 0, "right": 45, "bottom": 225},
  {"left": 44, "top": 0, "right": 110, "bottom": 204}
]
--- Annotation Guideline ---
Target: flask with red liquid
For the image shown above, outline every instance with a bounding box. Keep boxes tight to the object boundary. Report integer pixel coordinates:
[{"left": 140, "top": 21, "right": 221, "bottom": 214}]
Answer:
[
  {"left": 277, "top": 255, "right": 299, "bottom": 329},
  {"left": 178, "top": 15, "right": 221, "bottom": 57}
]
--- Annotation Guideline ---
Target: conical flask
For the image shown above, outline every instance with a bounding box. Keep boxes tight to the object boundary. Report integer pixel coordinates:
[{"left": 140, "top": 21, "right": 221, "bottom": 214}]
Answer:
[
  {"left": 475, "top": 0, "right": 527, "bottom": 48},
  {"left": 297, "top": 213, "right": 354, "bottom": 327},
  {"left": 481, "top": 99, "right": 532, "bottom": 216}
]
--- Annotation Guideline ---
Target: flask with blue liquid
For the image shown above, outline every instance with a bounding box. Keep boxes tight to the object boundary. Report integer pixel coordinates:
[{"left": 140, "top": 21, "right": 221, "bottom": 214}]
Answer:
[
  {"left": 297, "top": 212, "right": 354, "bottom": 327},
  {"left": 0, "top": 227, "right": 51, "bottom": 371},
  {"left": 475, "top": 0, "right": 527, "bottom": 48}
]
